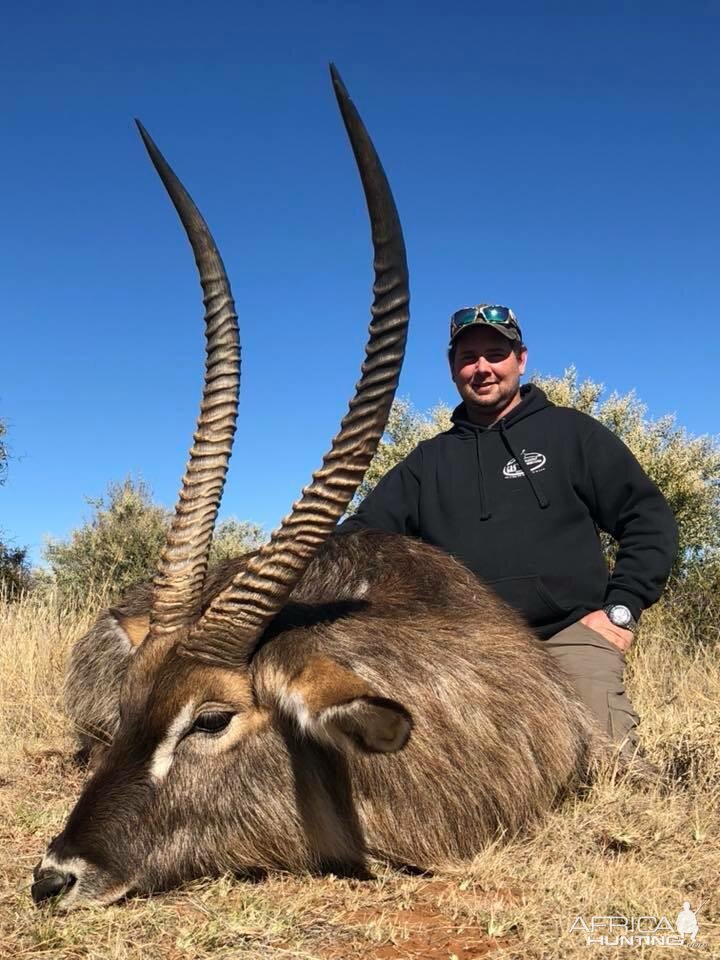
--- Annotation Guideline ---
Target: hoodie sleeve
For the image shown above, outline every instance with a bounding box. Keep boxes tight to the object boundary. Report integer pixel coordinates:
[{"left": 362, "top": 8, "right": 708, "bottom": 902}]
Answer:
[
  {"left": 582, "top": 419, "right": 679, "bottom": 619},
  {"left": 337, "top": 446, "right": 422, "bottom": 536}
]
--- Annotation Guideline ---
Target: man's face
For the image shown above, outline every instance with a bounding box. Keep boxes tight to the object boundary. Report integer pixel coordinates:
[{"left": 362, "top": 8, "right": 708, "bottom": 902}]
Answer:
[{"left": 450, "top": 326, "right": 527, "bottom": 415}]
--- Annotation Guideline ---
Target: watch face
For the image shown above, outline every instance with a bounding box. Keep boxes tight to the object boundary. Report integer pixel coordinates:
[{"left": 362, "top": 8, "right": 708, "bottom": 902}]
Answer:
[{"left": 609, "top": 605, "right": 632, "bottom": 627}]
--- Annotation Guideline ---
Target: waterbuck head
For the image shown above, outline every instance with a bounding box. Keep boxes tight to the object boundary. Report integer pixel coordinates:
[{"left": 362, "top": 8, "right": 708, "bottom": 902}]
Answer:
[{"left": 33, "top": 65, "right": 410, "bottom": 909}]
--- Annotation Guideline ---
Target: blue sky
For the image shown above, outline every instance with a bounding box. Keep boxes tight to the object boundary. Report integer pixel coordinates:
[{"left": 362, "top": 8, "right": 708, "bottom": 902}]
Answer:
[{"left": 2, "top": 3, "right": 719, "bottom": 564}]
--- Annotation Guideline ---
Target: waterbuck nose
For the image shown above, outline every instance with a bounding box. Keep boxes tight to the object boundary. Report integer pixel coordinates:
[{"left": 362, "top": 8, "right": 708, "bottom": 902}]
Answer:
[{"left": 31, "top": 866, "right": 76, "bottom": 905}]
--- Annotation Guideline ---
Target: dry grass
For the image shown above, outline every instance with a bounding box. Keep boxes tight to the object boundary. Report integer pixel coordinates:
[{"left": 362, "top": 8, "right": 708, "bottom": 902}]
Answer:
[{"left": 1, "top": 588, "right": 718, "bottom": 959}]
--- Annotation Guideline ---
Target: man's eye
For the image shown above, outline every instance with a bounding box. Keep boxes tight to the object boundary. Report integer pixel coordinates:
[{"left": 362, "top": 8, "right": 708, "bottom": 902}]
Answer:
[{"left": 192, "top": 712, "right": 234, "bottom": 734}]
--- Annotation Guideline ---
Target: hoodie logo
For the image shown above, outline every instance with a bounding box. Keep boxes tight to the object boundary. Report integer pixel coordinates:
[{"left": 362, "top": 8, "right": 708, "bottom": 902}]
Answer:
[{"left": 503, "top": 450, "right": 547, "bottom": 479}]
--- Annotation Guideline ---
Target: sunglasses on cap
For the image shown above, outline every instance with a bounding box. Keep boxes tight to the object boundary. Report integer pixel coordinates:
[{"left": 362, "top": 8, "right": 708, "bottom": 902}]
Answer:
[{"left": 449, "top": 304, "right": 521, "bottom": 343}]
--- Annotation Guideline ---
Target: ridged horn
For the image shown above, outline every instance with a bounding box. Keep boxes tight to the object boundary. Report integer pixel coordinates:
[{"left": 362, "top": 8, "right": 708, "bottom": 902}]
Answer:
[
  {"left": 182, "top": 64, "right": 409, "bottom": 665},
  {"left": 136, "top": 121, "right": 241, "bottom": 637}
]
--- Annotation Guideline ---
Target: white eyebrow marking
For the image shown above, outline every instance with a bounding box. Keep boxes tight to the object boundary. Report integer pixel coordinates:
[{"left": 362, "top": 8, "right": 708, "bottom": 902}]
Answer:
[
  {"left": 40, "top": 852, "right": 87, "bottom": 881},
  {"left": 149, "top": 701, "right": 195, "bottom": 782}
]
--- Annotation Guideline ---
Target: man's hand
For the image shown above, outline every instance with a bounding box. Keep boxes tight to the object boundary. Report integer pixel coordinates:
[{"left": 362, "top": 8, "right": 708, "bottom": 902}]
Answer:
[{"left": 580, "top": 609, "right": 634, "bottom": 653}]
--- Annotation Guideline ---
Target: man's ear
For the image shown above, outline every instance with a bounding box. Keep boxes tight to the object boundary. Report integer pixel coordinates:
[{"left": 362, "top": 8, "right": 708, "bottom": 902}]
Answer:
[
  {"left": 518, "top": 345, "right": 528, "bottom": 375},
  {"left": 109, "top": 609, "right": 150, "bottom": 649},
  {"left": 276, "top": 654, "right": 413, "bottom": 753}
]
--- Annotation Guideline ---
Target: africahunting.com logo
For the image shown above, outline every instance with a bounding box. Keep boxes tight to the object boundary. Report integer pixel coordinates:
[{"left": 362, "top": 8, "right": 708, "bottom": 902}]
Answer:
[
  {"left": 569, "top": 901, "right": 702, "bottom": 948},
  {"left": 502, "top": 449, "right": 546, "bottom": 479}
]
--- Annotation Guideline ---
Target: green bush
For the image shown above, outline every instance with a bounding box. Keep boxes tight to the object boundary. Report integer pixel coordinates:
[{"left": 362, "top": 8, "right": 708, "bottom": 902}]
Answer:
[
  {"left": 210, "top": 519, "right": 267, "bottom": 564},
  {"left": 660, "top": 558, "right": 720, "bottom": 650},
  {"left": 0, "top": 418, "right": 8, "bottom": 486},
  {"left": 44, "top": 478, "right": 268, "bottom": 607},
  {"left": 0, "top": 419, "right": 32, "bottom": 601},
  {"left": 0, "top": 542, "right": 31, "bottom": 600},
  {"left": 534, "top": 368, "right": 720, "bottom": 575},
  {"left": 44, "top": 479, "right": 170, "bottom": 607}
]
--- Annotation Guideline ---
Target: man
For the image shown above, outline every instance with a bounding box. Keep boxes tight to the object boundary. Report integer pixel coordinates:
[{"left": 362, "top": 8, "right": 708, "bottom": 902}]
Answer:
[{"left": 340, "top": 304, "right": 678, "bottom": 755}]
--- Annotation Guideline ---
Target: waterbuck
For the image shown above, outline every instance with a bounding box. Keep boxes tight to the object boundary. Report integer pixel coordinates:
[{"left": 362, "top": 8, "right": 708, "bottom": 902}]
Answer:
[{"left": 34, "top": 67, "right": 602, "bottom": 910}]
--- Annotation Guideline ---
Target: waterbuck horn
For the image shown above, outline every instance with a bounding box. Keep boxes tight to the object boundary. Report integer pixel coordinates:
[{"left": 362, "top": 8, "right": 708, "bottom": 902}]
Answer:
[
  {"left": 136, "top": 121, "right": 240, "bottom": 637},
  {"left": 182, "top": 64, "right": 410, "bottom": 665}
]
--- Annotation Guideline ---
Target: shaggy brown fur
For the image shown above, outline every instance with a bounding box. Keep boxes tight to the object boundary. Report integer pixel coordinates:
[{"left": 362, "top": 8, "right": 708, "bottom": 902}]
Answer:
[{"left": 48, "top": 529, "right": 606, "bottom": 909}]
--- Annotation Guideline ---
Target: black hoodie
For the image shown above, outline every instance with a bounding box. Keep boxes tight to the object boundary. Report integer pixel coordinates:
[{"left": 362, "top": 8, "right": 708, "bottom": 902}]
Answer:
[{"left": 340, "top": 385, "right": 678, "bottom": 639}]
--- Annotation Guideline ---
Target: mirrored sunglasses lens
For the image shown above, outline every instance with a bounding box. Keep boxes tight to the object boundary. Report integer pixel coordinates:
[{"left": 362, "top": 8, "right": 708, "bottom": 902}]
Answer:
[
  {"left": 483, "top": 306, "right": 511, "bottom": 324},
  {"left": 451, "top": 309, "right": 478, "bottom": 330}
]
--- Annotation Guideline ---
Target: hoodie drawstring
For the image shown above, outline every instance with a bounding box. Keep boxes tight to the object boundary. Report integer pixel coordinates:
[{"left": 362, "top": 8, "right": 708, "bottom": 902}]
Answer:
[
  {"left": 499, "top": 422, "right": 550, "bottom": 510},
  {"left": 474, "top": 433, "right": 491, "bottom": 521}
]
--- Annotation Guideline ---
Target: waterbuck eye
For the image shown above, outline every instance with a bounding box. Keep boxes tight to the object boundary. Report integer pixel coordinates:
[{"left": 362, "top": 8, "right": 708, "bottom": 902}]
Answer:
[{"left": 192, "top": 711, "right": 234, "bottom": 734}]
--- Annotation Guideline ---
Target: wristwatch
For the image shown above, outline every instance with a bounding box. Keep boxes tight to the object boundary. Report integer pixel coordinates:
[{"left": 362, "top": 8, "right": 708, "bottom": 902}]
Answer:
[{"left": 603, "top": 603, "right": 638, "bottom": 632}]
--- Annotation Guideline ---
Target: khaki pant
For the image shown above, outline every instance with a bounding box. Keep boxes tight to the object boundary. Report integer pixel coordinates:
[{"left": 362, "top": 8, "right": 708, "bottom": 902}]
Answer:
[{"left": 544, "top": 621, "right": 640, "bottom": 756}]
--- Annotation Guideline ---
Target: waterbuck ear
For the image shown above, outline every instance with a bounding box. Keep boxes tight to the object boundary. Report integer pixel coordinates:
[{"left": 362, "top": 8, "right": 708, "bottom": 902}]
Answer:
[
  {"left": 280, "top": 655, "right": 412, "bottom": 753},
  {"left": 109, "top": 610, "right": 150, "bottom": 649}
]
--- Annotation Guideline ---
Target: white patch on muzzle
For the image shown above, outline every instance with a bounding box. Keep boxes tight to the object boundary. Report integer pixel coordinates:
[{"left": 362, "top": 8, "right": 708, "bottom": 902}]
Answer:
[
  {"left": 37, "top": 852, "right": 87, "bottom": 910},
  {"left": 149, "top": 701, "right": 195, "bottom": 782},
  {"left": 38, "top": 851, "right": 134, "bottom": 910}
]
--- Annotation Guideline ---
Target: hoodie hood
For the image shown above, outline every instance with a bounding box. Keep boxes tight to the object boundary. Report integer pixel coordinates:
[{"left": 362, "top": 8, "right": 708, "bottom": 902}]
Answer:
[{"left": 450, "top": 384, "right": 552, "bottom": 517}]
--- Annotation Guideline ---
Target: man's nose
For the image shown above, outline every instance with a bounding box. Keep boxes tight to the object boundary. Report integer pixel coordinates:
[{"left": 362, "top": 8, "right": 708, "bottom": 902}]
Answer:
[{"left": 473, "top": 356, "right": 493, "bottom": 373}]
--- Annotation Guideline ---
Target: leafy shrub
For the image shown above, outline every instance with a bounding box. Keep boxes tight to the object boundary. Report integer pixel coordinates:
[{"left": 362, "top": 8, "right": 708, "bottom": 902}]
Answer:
[
  {"left": 44, "top": 478, "right": 267, "bottom": 607},
  {"left": 661, "top": 559, "right": 720, "bottom": 650},
  {"left": 533, "top": 368, "right": 720, "bottom": 575},
  {"left": 0, "top": 542, "right": 31, "bottom": 600},
  {"left": 0, "top": 418, "right": 8, "bottom": 486},
  {"left": 0, "top": 420, "right": 32, "bottom": 601},
  {"left": 44, "top": 479, "right": 169, "bottom": 607},
  {"left": 210, "top": 519, "right": 266, "bottom": 564}
]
